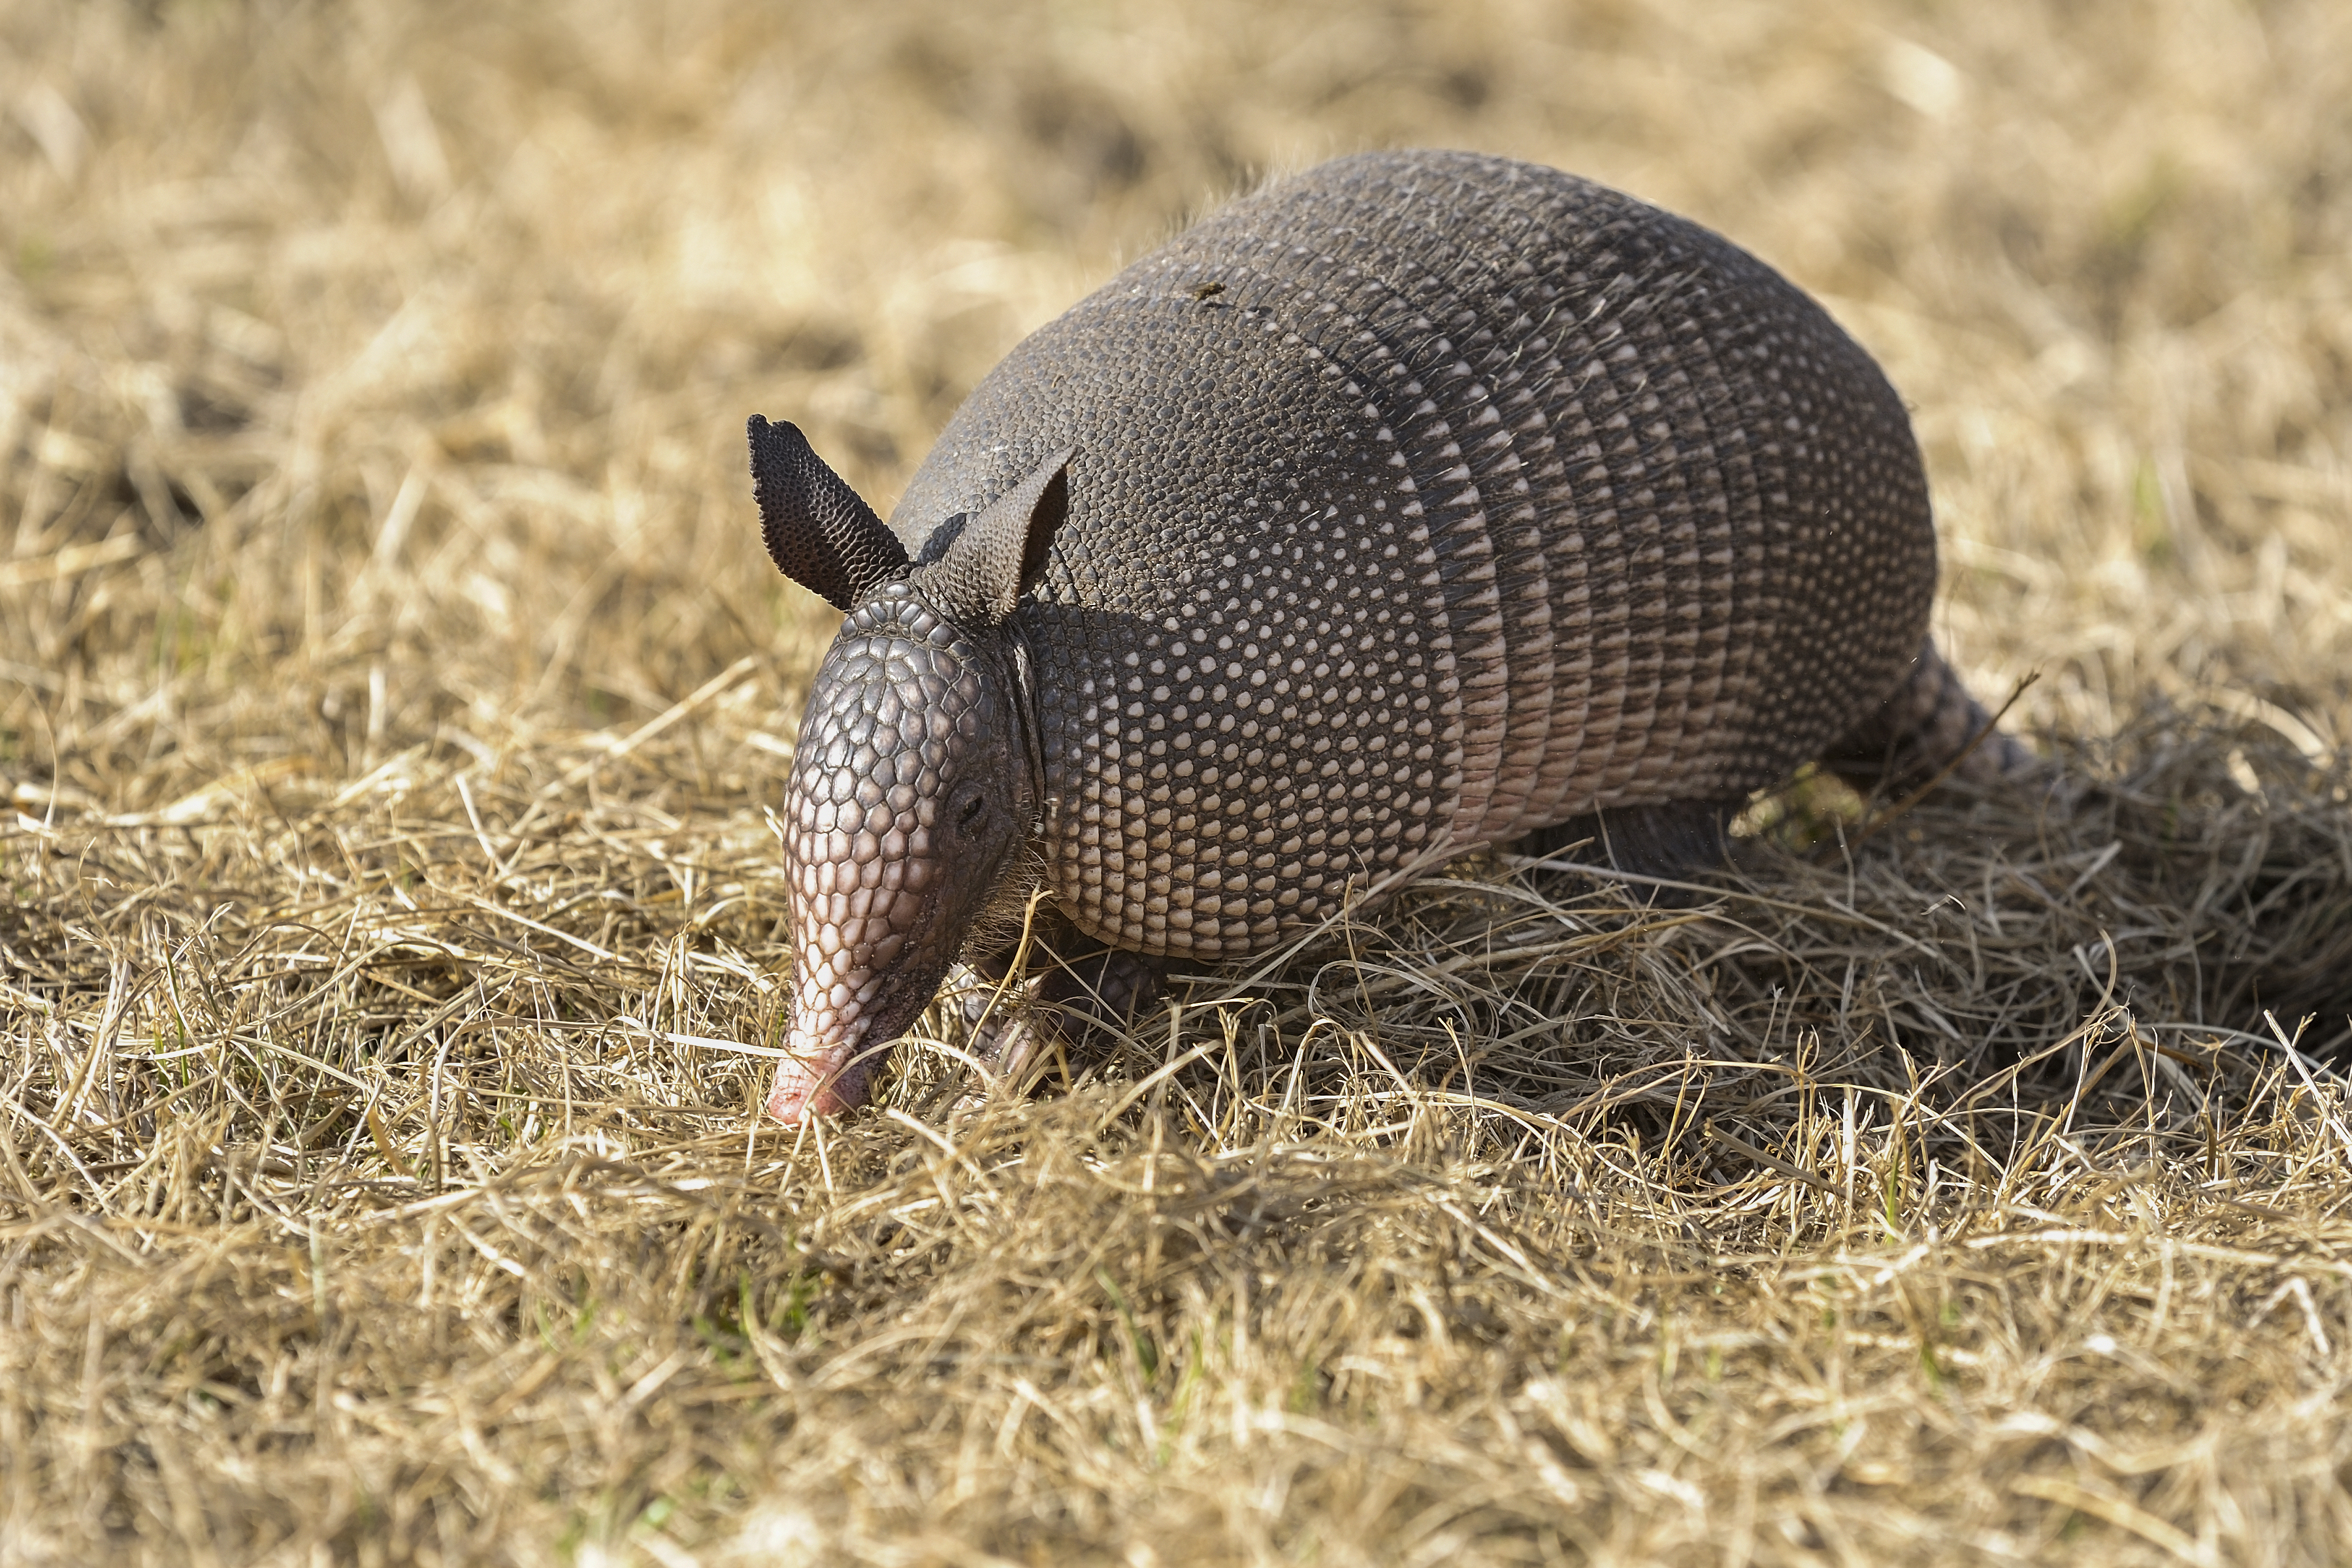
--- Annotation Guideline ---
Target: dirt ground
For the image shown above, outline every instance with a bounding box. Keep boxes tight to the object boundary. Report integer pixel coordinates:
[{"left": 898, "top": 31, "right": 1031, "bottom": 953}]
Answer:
[{"left": 4, "top": 1, "right": 2352, "bottom": 1563}]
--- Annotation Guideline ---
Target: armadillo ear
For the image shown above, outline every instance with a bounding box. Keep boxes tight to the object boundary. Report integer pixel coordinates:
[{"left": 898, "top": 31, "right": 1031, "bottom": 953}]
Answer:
[
  {"left": 922, "top": 448, "right": 1075, "bottom": 627},
  {"left": 747, "top": 415, "right": 909, "bottom": 612}
]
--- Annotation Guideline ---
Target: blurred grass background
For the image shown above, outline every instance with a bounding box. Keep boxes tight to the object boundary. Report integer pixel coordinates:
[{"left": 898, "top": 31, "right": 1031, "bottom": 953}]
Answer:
[
  {"left": 3, "top": 0, "right": 2347, "bottom": 794},
  {"left": 4, "top": 1, "right": 2352, "bottom": 1564}
]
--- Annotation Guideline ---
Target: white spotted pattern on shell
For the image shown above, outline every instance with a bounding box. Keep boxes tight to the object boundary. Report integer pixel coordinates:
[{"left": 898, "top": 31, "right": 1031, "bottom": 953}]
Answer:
[{"left": 891, "top": 150, "right": 1938, "bottom": 961}]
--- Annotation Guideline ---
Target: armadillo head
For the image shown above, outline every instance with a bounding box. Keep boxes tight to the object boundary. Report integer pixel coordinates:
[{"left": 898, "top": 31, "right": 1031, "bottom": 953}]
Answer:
[{"left": 746, "top": 416, "right": 1071, "bottom": 1122}]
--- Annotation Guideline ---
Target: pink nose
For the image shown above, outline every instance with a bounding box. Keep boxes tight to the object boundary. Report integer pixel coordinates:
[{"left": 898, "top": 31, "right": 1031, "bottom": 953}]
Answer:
[
  {"left": 763, "top": 1048, "right": 858, "bottom": 1123},
  {"left": 764, "top": 1077, "right": 825, "bottom": 1124},
  {"left": 764, "top": 937, "right": 887, "bottom": 1122}
]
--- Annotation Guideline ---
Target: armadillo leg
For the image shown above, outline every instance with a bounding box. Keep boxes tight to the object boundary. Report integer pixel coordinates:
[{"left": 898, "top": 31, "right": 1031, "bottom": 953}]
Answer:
[
  {"left": 1822, "top": 638, "right": 2033, "bottom": 794},
  {"left": 1514, "top": 800, "right": 1737, "bottom": 902},
  {"left": 961, "top": 909, "right": 1166, "bottom": 1098},
  {"left": 958, "top": 941, "right": 1032, "bottom": 1063}
]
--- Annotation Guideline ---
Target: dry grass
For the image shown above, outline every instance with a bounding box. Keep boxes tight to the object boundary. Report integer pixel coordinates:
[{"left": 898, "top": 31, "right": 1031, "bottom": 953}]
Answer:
[{"left": 5, "top": 1, "right": 2352, "bottom": 1563}]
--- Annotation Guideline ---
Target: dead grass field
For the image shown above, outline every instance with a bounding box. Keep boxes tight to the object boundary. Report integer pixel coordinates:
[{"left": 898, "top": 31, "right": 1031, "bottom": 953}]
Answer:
[{"left": 5, "top": 1, "right": 2352, "bottom": 1562}]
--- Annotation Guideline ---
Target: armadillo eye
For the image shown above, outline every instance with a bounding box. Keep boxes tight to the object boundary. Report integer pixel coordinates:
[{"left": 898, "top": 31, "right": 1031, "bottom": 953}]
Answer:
[{"left": 955, "top": 788, "right": 987, "bottom": 835}]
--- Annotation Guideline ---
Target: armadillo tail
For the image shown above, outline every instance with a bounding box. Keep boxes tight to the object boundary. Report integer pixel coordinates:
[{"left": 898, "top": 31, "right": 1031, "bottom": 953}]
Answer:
[{"left": 1821, "top": 639, "right": 2035, "bottom": 795}]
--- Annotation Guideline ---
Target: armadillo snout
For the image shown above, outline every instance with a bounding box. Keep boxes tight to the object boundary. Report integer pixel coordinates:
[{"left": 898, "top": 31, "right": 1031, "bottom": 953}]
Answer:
[{"left": 770, "top": 586, "right": 1030, "bottom": 1121}]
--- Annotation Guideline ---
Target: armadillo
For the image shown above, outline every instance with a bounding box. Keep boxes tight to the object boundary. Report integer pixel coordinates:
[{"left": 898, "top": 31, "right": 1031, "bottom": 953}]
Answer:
[{"left": 748, "top": 149, "right": 2023, "bottom": 1123}]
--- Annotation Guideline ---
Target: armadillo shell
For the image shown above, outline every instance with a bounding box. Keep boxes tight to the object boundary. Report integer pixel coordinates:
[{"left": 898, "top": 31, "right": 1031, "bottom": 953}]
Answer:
[{"left": 891, "top": 150, "right": 1936, "bottom": 962}]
